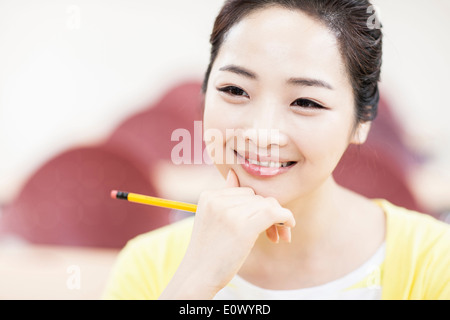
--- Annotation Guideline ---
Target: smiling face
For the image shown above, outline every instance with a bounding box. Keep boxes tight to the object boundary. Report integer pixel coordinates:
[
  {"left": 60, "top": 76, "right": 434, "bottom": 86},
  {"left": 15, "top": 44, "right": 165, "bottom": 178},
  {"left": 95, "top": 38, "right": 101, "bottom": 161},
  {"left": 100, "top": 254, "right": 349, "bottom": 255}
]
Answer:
[{"left": 203, "top": 6, "right": 370, "bottom": 206}]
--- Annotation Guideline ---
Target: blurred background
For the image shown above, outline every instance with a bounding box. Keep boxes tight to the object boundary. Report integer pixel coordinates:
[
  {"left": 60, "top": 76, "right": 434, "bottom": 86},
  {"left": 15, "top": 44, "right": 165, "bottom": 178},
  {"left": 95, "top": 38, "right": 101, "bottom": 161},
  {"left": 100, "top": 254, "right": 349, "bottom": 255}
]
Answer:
[{"left": 0, "top": 0, "right": 449, "bottom": 299}]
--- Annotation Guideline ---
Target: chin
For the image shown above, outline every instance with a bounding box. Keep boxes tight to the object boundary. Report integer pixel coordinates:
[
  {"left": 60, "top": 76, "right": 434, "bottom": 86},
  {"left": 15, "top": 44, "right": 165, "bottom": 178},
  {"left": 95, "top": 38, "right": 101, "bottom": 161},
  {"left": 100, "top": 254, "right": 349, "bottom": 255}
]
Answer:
[{"left": 235, "top": 169, "right": 297, "bottom": 204}]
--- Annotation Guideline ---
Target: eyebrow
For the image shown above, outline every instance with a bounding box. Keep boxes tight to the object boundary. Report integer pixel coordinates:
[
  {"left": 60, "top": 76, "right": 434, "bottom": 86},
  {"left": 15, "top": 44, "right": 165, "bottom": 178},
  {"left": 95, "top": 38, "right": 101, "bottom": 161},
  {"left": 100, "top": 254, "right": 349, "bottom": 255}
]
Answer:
[
  {"left": 219, "top": 65, "right": 257, "bottom": 79},
  {"left": 219, "top": 64, "right": 333, "bottom": 90},
  {"left": 287, "top": 77, "right": 334, "bottom": 90}
]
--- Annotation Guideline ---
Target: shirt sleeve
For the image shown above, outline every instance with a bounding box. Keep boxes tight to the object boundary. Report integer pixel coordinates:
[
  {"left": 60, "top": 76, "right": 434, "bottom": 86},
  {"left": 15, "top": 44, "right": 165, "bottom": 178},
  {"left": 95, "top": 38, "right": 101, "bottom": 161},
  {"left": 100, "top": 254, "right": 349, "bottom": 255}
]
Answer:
[
  {"left": 102, "top": 218, "right": 193, "bottom": 300},
  {"left": 381, "top": 201, "right": 450, "bottom": 300},
  {"left": 102, "top": 238, "right": 161, "bottom": 300},
  {"left": 424, "top": 228, "right": 450, "bottom": 300}
]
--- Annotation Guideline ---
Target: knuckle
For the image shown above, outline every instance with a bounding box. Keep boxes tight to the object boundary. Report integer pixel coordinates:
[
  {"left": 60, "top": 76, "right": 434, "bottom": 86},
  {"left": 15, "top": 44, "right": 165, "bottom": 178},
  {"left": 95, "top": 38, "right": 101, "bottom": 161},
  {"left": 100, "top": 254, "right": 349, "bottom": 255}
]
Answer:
[
  {"left": 269, "top": 207, "right": 290, "bottom": 222},
  {"left": 265, "top": 196, "right": 280, "bottom": 207},
  {"left": 253, "top": 194, "right": 264, "bottom": 201},
  {"left": 241, "top": 187, "right": 255, "bottom": 195}
]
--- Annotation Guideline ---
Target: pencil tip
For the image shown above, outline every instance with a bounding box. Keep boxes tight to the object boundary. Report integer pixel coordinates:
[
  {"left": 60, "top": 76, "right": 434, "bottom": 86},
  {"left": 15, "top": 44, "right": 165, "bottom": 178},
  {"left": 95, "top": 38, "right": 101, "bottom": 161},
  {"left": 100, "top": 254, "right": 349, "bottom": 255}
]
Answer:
[{"left": 110, "top": 190, "right": 118, "bottom": 199}]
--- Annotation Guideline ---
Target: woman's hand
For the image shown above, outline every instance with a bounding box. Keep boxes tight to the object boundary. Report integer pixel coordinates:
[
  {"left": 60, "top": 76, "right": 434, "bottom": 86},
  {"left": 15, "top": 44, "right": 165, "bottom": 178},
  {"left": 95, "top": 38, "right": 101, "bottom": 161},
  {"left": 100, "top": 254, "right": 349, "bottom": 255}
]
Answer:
[{"left": 159, "top": 169, "right": 295, "bottom": 300}]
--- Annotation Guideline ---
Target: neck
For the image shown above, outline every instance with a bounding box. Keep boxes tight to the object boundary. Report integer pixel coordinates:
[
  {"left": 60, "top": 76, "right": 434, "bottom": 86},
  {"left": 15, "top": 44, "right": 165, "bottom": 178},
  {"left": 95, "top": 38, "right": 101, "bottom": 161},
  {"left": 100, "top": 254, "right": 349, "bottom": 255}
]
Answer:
[{"left": 240, "top": 177, "right": 386, "bottom": 289}]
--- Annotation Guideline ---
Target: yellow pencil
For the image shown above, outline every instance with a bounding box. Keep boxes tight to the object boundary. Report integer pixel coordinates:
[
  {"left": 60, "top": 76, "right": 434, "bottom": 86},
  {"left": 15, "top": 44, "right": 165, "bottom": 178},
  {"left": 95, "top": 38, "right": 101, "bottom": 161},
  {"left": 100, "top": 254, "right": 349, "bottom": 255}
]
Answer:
[
  {"left": 110, "top": 190, "right": 197, "bottom": 213},
  {"left": 111, "top": 190, "right": 286, "bottom": 226}
]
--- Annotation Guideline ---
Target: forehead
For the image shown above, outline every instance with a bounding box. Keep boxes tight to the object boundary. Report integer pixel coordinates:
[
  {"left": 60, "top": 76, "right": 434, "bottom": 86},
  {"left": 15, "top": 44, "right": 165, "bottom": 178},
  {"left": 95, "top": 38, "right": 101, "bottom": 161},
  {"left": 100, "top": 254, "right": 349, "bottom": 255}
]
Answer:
[{"left": 216, "top": 6, "right": 349, "bottom": 84}]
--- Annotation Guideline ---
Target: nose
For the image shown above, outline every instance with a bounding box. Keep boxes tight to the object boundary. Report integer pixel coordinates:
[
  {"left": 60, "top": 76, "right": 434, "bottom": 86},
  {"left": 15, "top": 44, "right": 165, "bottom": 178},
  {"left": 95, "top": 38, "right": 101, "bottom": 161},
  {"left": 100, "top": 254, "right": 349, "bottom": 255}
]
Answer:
[
  {"left": 242, "top": 128, "right": 288, "bottom": 150},
  {"left": 243, "top": 102, "right": 288, "bottom": 149}
]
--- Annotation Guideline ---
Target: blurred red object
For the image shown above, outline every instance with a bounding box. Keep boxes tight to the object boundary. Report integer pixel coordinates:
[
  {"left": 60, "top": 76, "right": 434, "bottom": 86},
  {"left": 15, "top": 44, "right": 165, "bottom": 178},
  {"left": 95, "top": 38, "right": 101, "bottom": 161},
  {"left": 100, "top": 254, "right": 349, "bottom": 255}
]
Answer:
[
  {"left": 0, "top": 146, "right": 170, "bottom": 248},
  {"left": 334, "top": 97, "right": 424, "bottom": 213}
]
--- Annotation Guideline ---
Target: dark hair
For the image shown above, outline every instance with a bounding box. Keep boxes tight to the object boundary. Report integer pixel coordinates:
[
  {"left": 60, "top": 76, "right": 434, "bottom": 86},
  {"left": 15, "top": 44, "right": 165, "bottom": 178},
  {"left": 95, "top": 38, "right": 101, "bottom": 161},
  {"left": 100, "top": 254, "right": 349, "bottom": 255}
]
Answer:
[{"left": 202, "top": 0, "right": 383, "bottom": 123}]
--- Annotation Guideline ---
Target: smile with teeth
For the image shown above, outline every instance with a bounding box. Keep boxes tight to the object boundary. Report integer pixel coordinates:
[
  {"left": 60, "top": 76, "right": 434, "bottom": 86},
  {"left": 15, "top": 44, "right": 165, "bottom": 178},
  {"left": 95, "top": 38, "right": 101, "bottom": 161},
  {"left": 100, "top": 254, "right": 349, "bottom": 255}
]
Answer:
[
  {"left": 245, "top": 158, "right": 294, "bottom": 168},
  {"left": 234, "top": 150, "right": 296, "bottom": 168}
]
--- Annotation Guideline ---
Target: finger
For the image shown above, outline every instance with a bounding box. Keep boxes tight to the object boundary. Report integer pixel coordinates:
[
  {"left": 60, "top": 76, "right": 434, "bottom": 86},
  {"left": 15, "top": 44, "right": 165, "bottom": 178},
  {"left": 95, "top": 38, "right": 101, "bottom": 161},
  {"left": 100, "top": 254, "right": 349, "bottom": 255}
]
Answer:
[
  {"left": 197, "top": 187, "right": 255, "bottom": 209},
  {"left": 246, "top": 205, "right": 295, "bottom": 234},
  {"left": 207, "top": 194, "right": 263, "bottom": 213},
  {"left": 225, "top": 169, "right": 240, "bottom": 188},
  {"left": 213, "top": 187, "right": 255, "bottom": 197},
  {"left": 261, "top": 198, "right": 296, "bottom": 229},
  {"left": 259, "top": 207, "right": 295, "bottom": 230},
  {"left": 277, "top": 225, "right": 292, "bottom": 243},
  {"left": 278, "top": 208, "right": 296, "bottom": 229},
  {"left": 265, "top": 225, "right": 279, "bottom": 244}
]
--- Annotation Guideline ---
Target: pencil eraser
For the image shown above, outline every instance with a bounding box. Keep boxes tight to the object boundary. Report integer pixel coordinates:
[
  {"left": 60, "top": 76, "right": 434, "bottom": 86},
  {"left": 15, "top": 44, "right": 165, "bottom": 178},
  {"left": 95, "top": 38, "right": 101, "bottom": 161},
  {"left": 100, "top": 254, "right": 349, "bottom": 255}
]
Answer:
[{"left": 110, "top": 190, "right": 118, "bottom": 199}]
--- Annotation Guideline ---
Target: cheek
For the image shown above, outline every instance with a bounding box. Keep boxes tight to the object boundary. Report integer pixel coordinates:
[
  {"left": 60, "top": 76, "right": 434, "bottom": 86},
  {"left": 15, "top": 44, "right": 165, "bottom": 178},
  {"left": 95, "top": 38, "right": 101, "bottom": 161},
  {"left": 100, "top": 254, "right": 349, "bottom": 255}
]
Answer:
[
  {"left": 203, "top": 93, "right": 236, "bottom": 131},
  {"left": 203, "top": 94, "right": 234, "bottom": 175},
  {"left": 203, "top": 91, "right": 251, "bottom": 147},
  {"left": 293, "top": 114, "right": 354, "bottom": 168}
]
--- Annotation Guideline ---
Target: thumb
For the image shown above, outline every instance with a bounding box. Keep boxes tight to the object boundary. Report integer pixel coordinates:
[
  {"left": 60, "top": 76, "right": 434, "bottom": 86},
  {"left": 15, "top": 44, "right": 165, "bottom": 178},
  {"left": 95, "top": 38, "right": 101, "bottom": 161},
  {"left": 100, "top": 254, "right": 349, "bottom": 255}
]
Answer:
[{"left": 225, "top": 169, "right": 240, "bottom": 188}]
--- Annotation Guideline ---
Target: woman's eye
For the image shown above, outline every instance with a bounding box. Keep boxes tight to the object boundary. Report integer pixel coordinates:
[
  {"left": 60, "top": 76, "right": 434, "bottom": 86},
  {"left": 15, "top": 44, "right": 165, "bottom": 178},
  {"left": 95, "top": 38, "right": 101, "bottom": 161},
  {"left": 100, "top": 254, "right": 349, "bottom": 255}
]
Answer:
[
  {"left": 291, "top": 98, "right": 324, "bottom": 109},
  {"left": 218, "top": 86, "right": 249, "bottom": 98}
]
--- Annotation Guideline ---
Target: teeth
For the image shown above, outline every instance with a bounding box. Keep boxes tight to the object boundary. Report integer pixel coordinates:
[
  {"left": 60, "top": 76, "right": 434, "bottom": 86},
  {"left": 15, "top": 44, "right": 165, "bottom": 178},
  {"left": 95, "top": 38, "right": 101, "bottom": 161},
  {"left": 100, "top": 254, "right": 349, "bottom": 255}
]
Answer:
[{"left": 247, "top": 158, "right": 291, "bottom": 168}]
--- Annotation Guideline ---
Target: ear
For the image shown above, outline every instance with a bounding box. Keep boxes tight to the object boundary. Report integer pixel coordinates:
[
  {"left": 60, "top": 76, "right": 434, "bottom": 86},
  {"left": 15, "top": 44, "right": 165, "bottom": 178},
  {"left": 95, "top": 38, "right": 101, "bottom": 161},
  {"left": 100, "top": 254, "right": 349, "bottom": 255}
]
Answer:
[{"left": 350, "top": 121, "right": 372, "bottom": 145}]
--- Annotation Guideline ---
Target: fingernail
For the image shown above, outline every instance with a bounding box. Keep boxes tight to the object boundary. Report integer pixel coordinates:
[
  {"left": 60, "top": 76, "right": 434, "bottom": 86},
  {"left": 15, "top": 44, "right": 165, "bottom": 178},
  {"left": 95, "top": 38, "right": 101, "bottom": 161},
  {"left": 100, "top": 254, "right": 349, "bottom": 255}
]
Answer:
[
  {"left": 287, "top": 228, "right": 292, "bottom": 243},
  {"left": 227, "top": 169, "right": 232, "bottom": 181}
]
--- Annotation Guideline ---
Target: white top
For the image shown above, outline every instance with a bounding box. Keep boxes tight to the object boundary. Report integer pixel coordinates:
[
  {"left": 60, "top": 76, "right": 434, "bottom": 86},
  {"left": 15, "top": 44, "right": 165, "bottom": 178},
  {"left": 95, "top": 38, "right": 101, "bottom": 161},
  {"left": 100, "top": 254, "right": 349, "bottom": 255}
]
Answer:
[{"left": 214, "top": 243, "right": 386, "bottom": 300}]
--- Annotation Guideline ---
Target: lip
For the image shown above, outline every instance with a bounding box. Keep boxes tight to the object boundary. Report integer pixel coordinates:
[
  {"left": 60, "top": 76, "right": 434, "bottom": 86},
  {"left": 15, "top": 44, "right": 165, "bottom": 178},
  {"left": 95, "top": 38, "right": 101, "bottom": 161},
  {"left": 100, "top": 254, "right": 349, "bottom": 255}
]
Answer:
[{"left": 234, "top": 150, "right": 297, "bottom": 177}]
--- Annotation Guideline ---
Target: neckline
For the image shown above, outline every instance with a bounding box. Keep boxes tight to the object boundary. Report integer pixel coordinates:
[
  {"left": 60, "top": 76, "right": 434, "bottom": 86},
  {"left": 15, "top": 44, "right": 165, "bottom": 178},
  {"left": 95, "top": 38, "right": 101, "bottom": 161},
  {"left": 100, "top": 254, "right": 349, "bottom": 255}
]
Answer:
[{"left": 232, "top": 241, "right": 386, "bottom": 297}]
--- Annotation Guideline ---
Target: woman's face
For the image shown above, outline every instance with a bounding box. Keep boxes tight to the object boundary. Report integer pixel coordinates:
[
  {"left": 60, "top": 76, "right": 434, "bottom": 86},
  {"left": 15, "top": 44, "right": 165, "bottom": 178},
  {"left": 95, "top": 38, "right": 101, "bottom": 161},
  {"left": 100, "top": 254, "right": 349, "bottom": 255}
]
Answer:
[{"left": 203, "top": 7, "right": 369, "bottom": 206}]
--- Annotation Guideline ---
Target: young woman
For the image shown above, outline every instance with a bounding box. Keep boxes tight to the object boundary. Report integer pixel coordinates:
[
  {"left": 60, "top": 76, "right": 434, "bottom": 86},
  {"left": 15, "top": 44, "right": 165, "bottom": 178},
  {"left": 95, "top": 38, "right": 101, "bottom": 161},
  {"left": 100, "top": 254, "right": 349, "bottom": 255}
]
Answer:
[{"left": 104, "top": 0, "right": 450, "bottom": 300}]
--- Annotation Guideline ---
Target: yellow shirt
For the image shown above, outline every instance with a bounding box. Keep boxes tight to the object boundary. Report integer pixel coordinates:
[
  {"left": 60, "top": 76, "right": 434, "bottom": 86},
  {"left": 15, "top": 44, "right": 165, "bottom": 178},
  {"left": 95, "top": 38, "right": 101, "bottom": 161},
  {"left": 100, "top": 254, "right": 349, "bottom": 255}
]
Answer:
[{"left": 102, "top": 200, "right": 450, "bottom": 300}]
